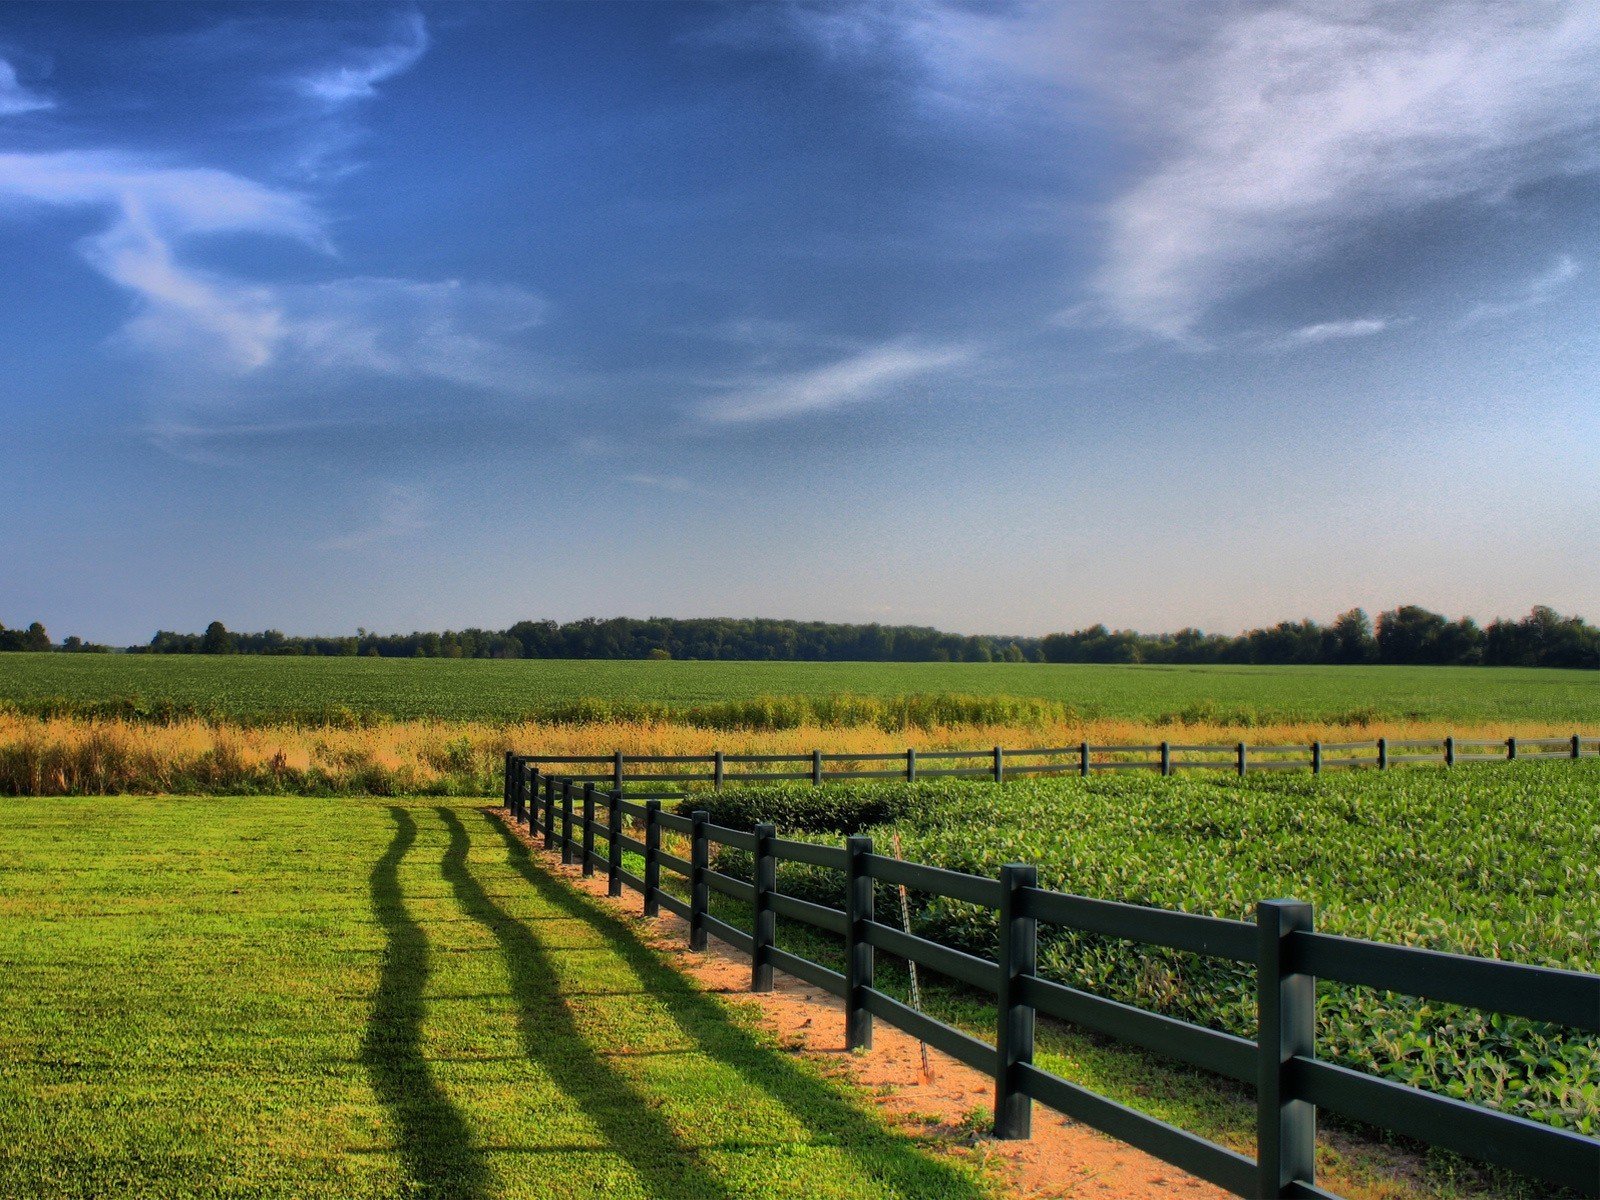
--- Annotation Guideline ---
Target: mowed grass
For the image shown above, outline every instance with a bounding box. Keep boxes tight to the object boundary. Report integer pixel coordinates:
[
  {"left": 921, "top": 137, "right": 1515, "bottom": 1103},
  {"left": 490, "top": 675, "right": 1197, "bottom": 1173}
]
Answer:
[
  {"left": 3, "top": 652, "right": 1600, "bottom": 726},
  {"left": 0, "top": 796, "right": 992, "bottom": 1199}
]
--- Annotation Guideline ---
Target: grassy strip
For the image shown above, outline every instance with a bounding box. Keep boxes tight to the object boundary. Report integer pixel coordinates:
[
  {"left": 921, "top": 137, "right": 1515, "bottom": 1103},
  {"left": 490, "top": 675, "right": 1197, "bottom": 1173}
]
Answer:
[{"left": 0, "top": 795, "right": 994, "bottom": 1199}]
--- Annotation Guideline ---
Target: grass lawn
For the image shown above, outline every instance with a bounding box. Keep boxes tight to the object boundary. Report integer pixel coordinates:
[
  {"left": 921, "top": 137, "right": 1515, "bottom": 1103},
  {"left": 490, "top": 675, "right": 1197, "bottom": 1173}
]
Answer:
[{"left": 0, "top": 796, "right": 993, "bottom": 1199}]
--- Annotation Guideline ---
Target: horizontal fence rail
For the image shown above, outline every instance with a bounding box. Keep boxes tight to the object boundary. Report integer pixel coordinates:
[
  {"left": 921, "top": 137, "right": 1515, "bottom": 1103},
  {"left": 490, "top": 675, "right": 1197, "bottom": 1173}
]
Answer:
[
  {"left": 500, "top": 756, "right": 1600, "bottom": 1200},
  {"left": 515, "top": 733, "right": 1597, "bottom": 790}
]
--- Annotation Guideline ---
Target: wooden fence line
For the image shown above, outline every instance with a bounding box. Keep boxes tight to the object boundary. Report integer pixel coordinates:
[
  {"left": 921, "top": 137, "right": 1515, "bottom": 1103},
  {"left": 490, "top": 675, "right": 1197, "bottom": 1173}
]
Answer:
[
  {"left": 515, "top": 733, "right": 1598, "bottom": 790},
  {"left": 500, "top": 757, "right": 1600, "bottom": 1200}
]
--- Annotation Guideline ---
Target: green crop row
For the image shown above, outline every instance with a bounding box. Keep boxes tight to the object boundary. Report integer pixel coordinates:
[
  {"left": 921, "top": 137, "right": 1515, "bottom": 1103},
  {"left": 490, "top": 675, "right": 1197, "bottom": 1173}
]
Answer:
[
  {"left": 688, "top": 762, "right": 1600, "bottom": 1135},
  {"left": 3, "top": 651, "right": 1600, "bottom": 725}
]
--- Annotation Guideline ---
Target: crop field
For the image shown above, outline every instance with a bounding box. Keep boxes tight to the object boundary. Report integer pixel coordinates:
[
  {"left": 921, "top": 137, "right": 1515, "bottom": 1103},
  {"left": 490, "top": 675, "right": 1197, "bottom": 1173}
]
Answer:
[
  {"left": 694, "top": 760, "right": 1600, "bottom": 1147},
  {"left": 0, "top": 795, "right": 992, "bottom": 1200},
  {"left": 3, "top": 652, "right": 1599, "bottom": 727}
]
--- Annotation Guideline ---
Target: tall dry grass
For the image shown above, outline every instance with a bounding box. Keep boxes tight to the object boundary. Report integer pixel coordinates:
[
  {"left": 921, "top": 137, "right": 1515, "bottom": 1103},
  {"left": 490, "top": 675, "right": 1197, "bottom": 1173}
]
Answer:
[{"left": 0, "top": 712, "right": 1585, "bottom": 796}]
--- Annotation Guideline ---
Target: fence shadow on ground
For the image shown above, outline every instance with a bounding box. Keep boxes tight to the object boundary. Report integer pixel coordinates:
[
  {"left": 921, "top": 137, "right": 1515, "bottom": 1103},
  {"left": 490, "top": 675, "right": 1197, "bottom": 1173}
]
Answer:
[
  {"left": 440, "top": 806, "right": 745, "bottom": 1200},
  {"left": 471, "top": 807, "right": 990, "bottom": 1199},
  {"left": 363, "top": 806, "right": 492, "bottom": 1200}
]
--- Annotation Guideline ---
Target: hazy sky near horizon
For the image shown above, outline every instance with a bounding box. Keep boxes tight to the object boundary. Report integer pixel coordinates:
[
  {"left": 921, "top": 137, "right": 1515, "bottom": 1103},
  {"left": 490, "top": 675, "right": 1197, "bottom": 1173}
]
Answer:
[{"left": 3, "top": 1, "right": 1598, "bottom": 644}]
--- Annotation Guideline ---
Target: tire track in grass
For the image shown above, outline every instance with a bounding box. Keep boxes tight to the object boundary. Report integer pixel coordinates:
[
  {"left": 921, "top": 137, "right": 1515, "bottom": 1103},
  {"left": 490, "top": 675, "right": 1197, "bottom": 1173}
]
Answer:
[{"left": 363, "top": 806, "right": 491, "bottom": 1199}]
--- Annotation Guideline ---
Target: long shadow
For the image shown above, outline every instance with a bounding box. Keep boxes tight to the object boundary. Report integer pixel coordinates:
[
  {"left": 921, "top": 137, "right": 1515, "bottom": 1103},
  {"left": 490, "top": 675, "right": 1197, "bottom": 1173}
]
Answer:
[
  {"left": 437, "top": 807, "right": 739, "bottom": 1200},
  {"left": 472, "top": 808, "right": 990, "bottom": 1199},
  {"left": 361, "top": 806, "right": 490, "bottom": 1200}
]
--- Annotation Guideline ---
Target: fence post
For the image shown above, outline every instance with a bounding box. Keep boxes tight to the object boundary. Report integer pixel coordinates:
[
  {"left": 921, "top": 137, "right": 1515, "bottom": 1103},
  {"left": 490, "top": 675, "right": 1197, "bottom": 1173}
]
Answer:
[
  {"left": 607, "top": 789, "right": 624, "bottom": 897},
  {"left": 993, "top": 745, "right": 1004, "bottom": 783},
  {"left": 613, "top": 750, "right": 624, "bottom": 793},
  {"left": 1574, "top": 733, "right": 1583, "bottom": 760},
  {"left": 542, "top": 777, "right": 556, "bottom": 850},
  {"left": 812, "top": 749, "right": 823, "bottom": 786},
  {"left": 1238, "top": 742, "right": 1248, "bottom": 777},
  {"left": 561, "top": 782, "right": 575, "bottom": 866},
  {"left": 752, "top": 822, "right": 776, "bottom": 992},
  {"left": 714, "top": 750, "right": 724, "bottom": 790},
  {"left": 1160, "top": 741, "right": 1172, "bottom": 776},
  {"left": 1257, "top": 898, "right": 1316, "bottom": 1199},
  {"left": 1080, "top": 740, "right": 1091, "bottom": 777},
  {"left": 689, "top": 810, "right": 709, "bottom": 952},
  {"left": 527, "top": 766, "right": 540, "bottom": 827},
  {"left": 503, "top": 751, "right": 515, "bottom": 812},
  {"left": 1507, "top": 736, "right": 1518, "bottom": 761},
  {"left": 1377, "top": 738, "right": 1388, "bottom": 770},
  {"left": 1311, "top": 742, "right": 1322, "bottom": 775},
  {"left": 1445, "top": 735, "right": 1455, "bottom": 767},
  {"left": 581, "top": 784, "right": 597, "bottom": 876},
  {"left": 509, "top": 758, "right": 522, "bottom": 822},
  {"left": 845, "top": 834, "right": 875, "bottom": 1050},
  {"left": 994, "top": 862, "right": 1037, "bottom": 1139},
  {"left": 907, "top": 747, "right": 917, "bottom": 782},
  {"left": 643, "top": 800, "right": 661, "bottom": 917}
]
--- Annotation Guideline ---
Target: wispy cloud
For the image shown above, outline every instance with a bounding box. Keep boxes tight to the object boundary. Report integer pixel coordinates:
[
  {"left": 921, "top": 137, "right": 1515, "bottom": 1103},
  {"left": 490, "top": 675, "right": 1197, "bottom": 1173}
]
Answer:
[
  {"left": 1285, "top": 317, "right": 1391, "bottom": 347},
  {"left": 1093, "top": 4, "right": 1600, "bottom": 338},
  {"left": 770, "top": 3, "right": 1600, "bottom": 340},
  {"left": 1459, "top": 254, "right": 1582, "bottom": 326},
  {"left": 0, "top": 150, "right": 323, "bottom": 369},
  {"left": 0, "top": 150, "right": 547, "bottom": 394},
  {"left": 293, "top": 10, "right": 427, "bottom": 107},
  {"left": 698, "top": 340, "right": 971, "bottom": 424},
  {"left": 0, "top": 57, "right": 52, "bottom": 115},
  {"left": 317, "top": 483, "right": 431, "bottom": 551},
  {"left": 622, "top": 472, "right": 714, "bottom": 498}
]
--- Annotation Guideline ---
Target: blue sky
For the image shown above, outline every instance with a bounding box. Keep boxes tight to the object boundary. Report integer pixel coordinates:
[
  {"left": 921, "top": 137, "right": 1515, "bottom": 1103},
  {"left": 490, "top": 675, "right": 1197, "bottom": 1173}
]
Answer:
[{"left": 2, "top": 2, "right": 1597, "bottom": 644}]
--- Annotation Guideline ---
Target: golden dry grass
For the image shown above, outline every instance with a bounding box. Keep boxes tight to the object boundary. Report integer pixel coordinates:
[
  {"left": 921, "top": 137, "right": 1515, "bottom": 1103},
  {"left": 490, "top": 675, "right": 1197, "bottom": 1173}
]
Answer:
[{"left": 0, "top": 712, "right": 1579, "bottom": 796}]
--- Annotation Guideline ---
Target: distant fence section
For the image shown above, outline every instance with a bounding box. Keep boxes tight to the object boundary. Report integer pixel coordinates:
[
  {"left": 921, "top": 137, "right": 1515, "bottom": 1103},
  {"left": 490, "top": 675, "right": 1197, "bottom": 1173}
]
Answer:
[
  {"left": 500, "top": 755, "right": 1600, "bottom": 1200},
  {"left": 515, "top": 732, "right": 1598, "bottom": 790}
]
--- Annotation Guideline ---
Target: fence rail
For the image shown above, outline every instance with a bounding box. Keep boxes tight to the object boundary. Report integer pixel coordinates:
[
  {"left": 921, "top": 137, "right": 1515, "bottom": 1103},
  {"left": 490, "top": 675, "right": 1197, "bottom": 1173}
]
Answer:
[
  {"left": 516, "top": 733, "right": 1597, "bottom": 791},
  {"left": 500, "top": 756, "right": 1599, "bottom": 1200}
]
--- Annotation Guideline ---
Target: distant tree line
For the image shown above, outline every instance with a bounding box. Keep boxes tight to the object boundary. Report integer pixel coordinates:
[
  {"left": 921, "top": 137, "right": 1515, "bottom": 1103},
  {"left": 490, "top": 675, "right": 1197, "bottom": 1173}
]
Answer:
[
  {"left": 0, "top": 621, "right": 109, "bottom": 652},
  {"left": 106, "top": 606, "right": 1600, "bottom": 668}
]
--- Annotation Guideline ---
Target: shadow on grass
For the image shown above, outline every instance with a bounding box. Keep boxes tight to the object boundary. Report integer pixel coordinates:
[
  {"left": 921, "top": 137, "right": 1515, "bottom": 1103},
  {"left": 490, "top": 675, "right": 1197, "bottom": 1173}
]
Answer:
[
  {"left": 471, "top": 807, "right": 990, "bottom": 1199},
  {"left": 438, "top": 807, "right": 737, "bottom": 1200},
  {"left": 362, "top": 806, "right": 490, "bottom": 1200}
]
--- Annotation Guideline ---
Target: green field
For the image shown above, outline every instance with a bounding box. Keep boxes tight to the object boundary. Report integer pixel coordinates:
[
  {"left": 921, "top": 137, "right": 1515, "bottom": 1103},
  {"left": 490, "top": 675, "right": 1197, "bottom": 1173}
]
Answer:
[
  {"left": 695, "top": 761, "right": 1600, "bottom": 1141},
  {"left": 0, "top": 796, "right": 990, "bottom": 1200},
  {"left": 2, "top": 652, "right": 1598, "bottom": 726}
]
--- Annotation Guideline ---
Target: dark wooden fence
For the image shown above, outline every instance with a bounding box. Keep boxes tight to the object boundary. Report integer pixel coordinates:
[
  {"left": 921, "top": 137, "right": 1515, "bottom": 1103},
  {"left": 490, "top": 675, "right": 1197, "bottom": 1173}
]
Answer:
[
  {"left": 500, "top": 757, "right": 1600, "bottom": 1200},
  {"left": 515, "top": 733, "right": 1597, "bottom": 790}
]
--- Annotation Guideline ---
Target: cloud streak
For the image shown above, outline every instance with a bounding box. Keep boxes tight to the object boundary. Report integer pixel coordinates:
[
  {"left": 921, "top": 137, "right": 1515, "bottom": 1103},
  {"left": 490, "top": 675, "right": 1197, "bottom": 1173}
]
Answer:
[
  {"left": 1285, "top": 317, "right": 1391, "bottom": 346},
  {"left": 774, "top": 2, "right": 1600, "bottom": 340},
  {"left": 1094, "top": 3, "right": 1600, "bottom": 337},
  {"left": 293, "top": 10, "right": 428, "bottom": 107},
  {"left": 698, "top": 340, "right": 971, "bottom": 424},
  {"left": 0, "top": 150, "right": 547, "bottom": 394},
  {"left": 0, "top": 57, "right": 52, "bottom": 115},
  {"left": 1459, "top": 254, "right": 1581, "bottom": 326}
]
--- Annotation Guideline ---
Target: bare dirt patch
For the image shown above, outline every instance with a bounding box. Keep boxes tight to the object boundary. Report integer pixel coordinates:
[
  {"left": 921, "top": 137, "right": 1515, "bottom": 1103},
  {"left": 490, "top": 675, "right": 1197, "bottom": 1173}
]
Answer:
[{"left": 492, "top": 807, "right": 1229, "bottom": 1200}]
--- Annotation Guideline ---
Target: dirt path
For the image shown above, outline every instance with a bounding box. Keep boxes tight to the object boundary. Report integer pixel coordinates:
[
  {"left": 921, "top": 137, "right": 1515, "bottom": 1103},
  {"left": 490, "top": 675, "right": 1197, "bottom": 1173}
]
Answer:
[{"left": 493, "top": 808, "right": 1230, "bottom": 1200}]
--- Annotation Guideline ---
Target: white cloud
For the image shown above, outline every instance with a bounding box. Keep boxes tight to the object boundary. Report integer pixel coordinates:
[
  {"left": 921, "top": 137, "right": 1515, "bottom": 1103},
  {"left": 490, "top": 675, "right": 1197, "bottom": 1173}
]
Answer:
[
  {"left": 1286, "top": 317, "right": 1391, "bottom": 346},
  {"left": 1093, "top": 4, "right": 1600, "bottom": 338},
  {"left": 317, "top": 483, "right": 431, "bottom": 551},
  {"left": 698, "top": 340, "right": 971, "bottom": 424},
  {"left": 0, "top": 150, "right": 547, "bottom": 392},
  {"left": 776, "top": 3, "right": 1600, "bottom": 340},
  {"left": 0, "top": 150, "right": 323, "bottom": 368},
  {"left": 0, "top": 57, "right": 52, "bottom": 116},
  {"left": 292, "top": 11, "right": 428, "bottom": 107}
]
